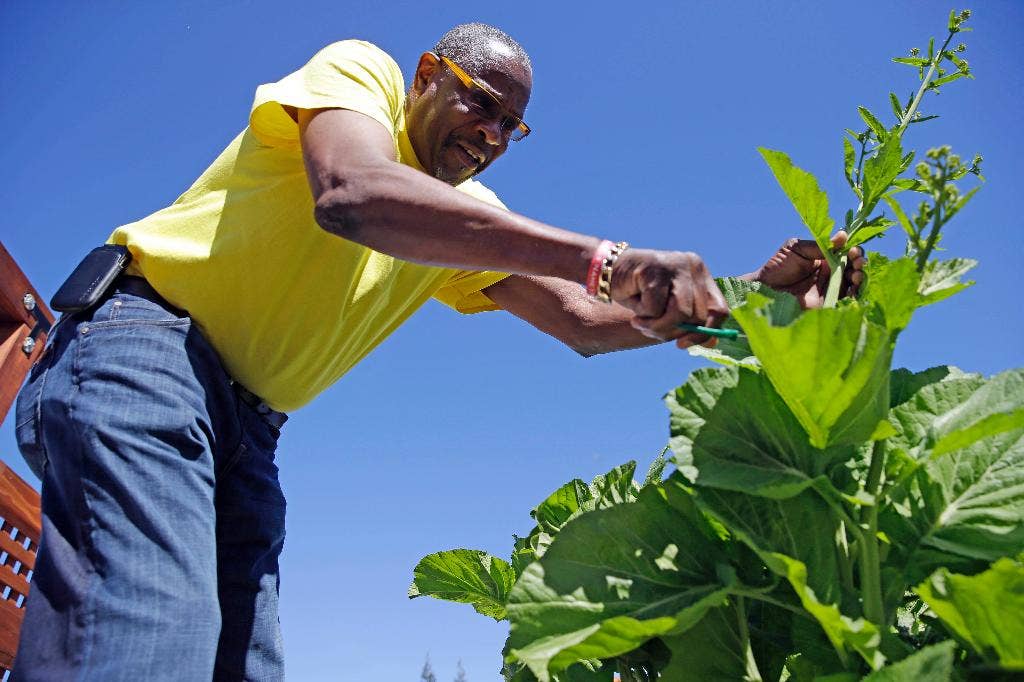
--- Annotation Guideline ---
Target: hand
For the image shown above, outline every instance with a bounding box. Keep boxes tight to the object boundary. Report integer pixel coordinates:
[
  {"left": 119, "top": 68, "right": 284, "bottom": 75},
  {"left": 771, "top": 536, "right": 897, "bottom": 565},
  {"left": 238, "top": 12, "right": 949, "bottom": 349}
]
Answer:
[
  {"left": 609, "top": 249, "right": 729, "bottom": 349},
  {"left": 751, "top": 231, "right": 866, "bottom": 309}
]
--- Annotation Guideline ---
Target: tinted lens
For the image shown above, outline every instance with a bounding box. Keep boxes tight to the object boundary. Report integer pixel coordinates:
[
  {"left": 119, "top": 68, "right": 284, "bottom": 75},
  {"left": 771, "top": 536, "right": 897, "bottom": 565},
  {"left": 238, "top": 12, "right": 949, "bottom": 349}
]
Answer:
[
  {"left": 440, "top": 55, "right": 530, "bottom": 142},
  {"left": 510, "top": 122, "right": 530, "bottom": 142}
]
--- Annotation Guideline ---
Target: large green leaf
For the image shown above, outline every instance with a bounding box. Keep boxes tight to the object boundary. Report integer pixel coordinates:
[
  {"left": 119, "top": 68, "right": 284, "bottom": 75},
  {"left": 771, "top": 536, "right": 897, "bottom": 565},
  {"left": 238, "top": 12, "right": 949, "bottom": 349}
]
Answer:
[
  {"left": 684, "top": 477, "right": 881, "bottom": 669},
  {"left": 860, "top": 641, "right": 956, "bottom": 681},
  {"left": 861, "top": 137, "right": 905, "bottom": 209},
  {"left": 916, "top": 559, "right": 1024, "bottom": 670},
  {"left": 918, "top": 258, "right": 977, "bottom": 306},
  {"left": 692, "top": 487, "right": 841, "bottom": 605},
  {"left": 408, "top": 549, "right": 515, "bottom": 620},
  {"left": 519, "top": 462, "right": 644, "bottom": 569},
  {"left": 688, "top": 278, "right": 801, "bottom": 369},
  {"left": 861, "top": 256, "right": 976, "bottom": 334},
  {"left": 777, "top": 554, "right": 883, "bottom": 670},
  {"left": 666, "top": 366, "right": 851, "bottom": 498},
  {"left": 758, "top": 148, "right": 838, "bottom": 270},
  {"left": 881, "top": 369, "right": 1024, "bottom": 581},
  {"left": 659, "top": 605, "right": 761, "bottom": 681},
  {"left": 505, "top": 485, "right": 734, "bottom": 681},
  {"left": 861, "top": 256, "right": 922, "bottom": 333},
  {"left": 888, "top": 366, "right": 967, "bottom": 410},
  {"left": 732, "top": 294, "right": 893, "bottom": 449}
]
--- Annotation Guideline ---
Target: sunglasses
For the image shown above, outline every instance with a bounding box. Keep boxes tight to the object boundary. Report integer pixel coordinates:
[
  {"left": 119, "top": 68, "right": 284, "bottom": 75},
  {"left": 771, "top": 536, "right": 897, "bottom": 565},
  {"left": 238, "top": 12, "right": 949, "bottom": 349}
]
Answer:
[{"left": 436, "top": 54, "right": 531, "bottom": 142}]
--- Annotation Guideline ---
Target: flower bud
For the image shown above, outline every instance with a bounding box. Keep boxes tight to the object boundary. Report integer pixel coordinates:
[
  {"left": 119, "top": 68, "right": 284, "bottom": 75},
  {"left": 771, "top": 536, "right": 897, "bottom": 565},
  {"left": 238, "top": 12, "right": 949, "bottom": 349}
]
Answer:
[
  {"left": 910, "top": 47, "right": 921, "bottom": 56},
  {"left": 916, "top": 162, "right": 930, "bottom": 178},
  {"left": 956, "top": 43, "right": 967, "bottom": 52}
]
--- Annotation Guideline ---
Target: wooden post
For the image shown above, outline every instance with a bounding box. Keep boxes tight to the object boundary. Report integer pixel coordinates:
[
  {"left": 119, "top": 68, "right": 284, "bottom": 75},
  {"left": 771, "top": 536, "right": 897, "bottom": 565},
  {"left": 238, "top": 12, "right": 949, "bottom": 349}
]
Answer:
[
  {"left": 0, "top": 240, "right": 49, "bottom": 672},
  {"left": 0, "top": 241, "right": 54, "bottom": 421}
]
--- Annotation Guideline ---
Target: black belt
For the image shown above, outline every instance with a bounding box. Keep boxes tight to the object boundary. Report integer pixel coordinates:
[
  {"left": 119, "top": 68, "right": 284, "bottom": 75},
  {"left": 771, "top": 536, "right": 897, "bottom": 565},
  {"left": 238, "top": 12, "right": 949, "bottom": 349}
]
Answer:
[
  {"left": 113, "top": 276, "right": 187, "bottom": 317},
  {"left": 114, "top": 276, "right": 288, "bottom": 431},
  {"left": 231, "top": 381, "right": 289, "bottom": 430}
]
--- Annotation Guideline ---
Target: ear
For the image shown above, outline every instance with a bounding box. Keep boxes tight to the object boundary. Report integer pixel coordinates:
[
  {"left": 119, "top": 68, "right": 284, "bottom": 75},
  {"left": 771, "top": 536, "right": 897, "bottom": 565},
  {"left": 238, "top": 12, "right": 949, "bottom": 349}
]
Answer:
[{"left": 412, "top": 52, "right": 441, "bottom": 96}]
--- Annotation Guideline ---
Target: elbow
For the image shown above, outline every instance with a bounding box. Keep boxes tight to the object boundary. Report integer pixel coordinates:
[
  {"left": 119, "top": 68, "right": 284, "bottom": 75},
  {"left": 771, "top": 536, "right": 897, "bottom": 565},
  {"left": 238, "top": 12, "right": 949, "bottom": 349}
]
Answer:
[
  {"left": 313, "top": 183, "right": 363, "bottom": 240},
  {"left": 311, "top": 164, "right": 396, "bottom": 240},
  {"left": 564, "top": 316, "right": 608, "bottom": 358}
]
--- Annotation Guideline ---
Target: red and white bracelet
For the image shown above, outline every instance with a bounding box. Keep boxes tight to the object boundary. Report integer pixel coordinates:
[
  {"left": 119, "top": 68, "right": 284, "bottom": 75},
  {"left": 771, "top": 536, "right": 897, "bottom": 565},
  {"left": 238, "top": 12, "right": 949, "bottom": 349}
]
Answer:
[{"left": 585, "top": 240, "right": 629, "bottom": 303}]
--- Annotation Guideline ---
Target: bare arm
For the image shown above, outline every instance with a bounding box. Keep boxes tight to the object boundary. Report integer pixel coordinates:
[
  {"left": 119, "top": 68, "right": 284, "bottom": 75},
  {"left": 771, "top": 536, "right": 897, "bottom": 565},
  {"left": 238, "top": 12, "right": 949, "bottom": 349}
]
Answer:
[
  {"left": 299, "top": 108, "right": 599, "bottom": 282},
  {"left": 299, "top": 107, "right": 730, "bottom": 347},
  {"left": 483, "top": 275, "right": 662, "bottom": 356}
]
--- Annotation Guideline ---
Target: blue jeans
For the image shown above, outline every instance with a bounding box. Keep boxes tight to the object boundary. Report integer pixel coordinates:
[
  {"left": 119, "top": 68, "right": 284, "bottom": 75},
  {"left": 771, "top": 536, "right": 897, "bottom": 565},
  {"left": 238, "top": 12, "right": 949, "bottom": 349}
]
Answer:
[{"left": 13, "top": 288, "right": 287, "bottom": 681}]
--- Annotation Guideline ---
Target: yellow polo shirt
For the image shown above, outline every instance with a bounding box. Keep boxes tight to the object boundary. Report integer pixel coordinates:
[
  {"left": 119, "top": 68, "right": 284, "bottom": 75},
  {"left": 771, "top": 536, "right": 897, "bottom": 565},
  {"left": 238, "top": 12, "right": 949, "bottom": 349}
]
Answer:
[{"left": 109, "top": 40, "right": 511, "bottom": 411}]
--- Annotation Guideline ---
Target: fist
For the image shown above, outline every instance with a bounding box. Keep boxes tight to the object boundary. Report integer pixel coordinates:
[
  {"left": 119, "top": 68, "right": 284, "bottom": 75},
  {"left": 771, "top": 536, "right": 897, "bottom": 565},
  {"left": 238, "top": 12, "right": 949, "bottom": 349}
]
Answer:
[{"left": 609, "top": 249, "right": 729, "bottom": 349}]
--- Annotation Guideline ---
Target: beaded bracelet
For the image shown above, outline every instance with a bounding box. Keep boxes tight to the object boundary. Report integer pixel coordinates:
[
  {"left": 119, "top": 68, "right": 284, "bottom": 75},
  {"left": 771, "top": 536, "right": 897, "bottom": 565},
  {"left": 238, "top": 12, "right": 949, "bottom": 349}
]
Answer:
[{"left": 585, "top": 240, "right": 629, "bottom": 303}]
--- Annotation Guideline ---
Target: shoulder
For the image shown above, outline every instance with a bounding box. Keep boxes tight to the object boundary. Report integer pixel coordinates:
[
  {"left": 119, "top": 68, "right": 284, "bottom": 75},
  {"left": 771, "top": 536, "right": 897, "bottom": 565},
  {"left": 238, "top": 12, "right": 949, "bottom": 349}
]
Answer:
[
  {"left": 456, "top": 178, "right": 508, "bottom": 210},
  {"left": 313, "top": 40, "right": 402, "bottom": 78}
]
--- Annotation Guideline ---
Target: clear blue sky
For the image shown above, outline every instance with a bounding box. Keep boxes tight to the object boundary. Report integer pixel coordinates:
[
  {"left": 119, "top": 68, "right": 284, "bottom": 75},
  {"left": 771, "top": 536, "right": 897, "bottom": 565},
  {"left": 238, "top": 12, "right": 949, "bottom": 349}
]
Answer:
[{"left": 2, "top": 2, "right": 1022, "bottom": 679}]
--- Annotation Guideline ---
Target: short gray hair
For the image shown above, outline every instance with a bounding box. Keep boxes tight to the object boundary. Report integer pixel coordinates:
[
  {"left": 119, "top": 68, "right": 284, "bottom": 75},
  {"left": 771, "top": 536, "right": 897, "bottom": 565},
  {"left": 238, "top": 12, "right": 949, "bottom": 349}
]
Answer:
[{"left": 433, "top": 23, "right": 531, "bottom": 77}]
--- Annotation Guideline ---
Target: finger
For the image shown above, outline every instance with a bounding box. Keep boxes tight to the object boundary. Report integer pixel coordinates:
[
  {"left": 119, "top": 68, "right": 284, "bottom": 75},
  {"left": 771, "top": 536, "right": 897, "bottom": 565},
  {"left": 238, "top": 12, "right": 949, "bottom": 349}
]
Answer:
[
  {"left": 830, "top": 230, "right": 849, "bottom": 249},
  {"left": 632, "top": 278, "right": 669, "bottom": 318},
  {"left": 634, "top": 293, "right": 690, "bottom": 340},
  {"left": 675, "top": 331, "right": 713, "bottom": 349},
  {"left": 786, "top": 239, "right": 825, "bottom": 262},
  {"left": 815, "top": 266, "right": 830, "bottom": 299},
  {"left": 850, "top": 270, "right": 865, "bottom": 287}
]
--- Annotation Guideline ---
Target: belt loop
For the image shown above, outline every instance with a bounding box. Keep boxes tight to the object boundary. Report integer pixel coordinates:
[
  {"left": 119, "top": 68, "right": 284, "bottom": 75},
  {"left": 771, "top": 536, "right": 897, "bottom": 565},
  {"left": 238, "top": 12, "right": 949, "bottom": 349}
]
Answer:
[{"left": 230, "top": 380, "right": 288, "bottom": 430}]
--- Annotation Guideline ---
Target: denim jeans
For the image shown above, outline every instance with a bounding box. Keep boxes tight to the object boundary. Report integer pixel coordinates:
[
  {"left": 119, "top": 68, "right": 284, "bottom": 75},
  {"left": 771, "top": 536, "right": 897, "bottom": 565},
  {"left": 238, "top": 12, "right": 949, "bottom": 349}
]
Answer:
[{"left": 13, "top": 288, "right": 287, "bottom": 681}]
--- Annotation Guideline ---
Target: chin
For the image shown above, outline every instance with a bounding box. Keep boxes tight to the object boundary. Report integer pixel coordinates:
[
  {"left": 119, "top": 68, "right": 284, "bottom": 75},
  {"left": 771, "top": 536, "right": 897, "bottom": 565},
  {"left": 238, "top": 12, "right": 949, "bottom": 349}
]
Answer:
[{"left": 433, "top": 164, "right": 474, "bottom": 186}]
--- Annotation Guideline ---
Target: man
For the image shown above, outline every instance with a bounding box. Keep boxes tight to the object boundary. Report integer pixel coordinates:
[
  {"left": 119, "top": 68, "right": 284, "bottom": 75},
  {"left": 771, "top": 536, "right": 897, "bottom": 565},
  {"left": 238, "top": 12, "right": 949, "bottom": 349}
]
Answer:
[{"left": 14, "top": 23, "right": 863, "bottom": 680}]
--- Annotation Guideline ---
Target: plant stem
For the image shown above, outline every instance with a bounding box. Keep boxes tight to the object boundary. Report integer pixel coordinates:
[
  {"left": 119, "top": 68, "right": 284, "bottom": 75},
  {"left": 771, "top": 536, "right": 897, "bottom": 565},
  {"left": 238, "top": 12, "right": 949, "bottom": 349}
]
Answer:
[
  {"left": 823, "top": 253, "right": 849, "bottom": 308},
  {"left": 731, "top": 589, "right": 817, "bottom": 622},
  {"left": 837, "top": 523, "right": 856, "bottom": 593},
  {"left": 859, "top": 442, "right": 886, "bottom": 624},
  {"left": 915, "top": 181, "right": 945, "bottom": 271},
  {"left": 897, "top": 30, "right": 956, "bottom": 137}
]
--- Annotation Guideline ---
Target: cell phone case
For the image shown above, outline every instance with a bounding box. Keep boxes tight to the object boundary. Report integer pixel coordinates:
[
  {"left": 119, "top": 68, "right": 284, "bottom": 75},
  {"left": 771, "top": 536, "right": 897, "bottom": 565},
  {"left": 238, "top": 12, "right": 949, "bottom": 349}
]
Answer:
[{"left": 50, "top": 245, "right": 132, "bottom": 313}]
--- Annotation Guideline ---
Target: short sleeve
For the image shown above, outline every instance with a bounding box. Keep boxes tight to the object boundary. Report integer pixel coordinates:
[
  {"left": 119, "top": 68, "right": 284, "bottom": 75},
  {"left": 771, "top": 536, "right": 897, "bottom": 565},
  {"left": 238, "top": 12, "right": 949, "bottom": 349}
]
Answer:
[
  {"left": 433, "top": 179, "right": 513, "bottom": 314},
  {"left": 250, "top": 40, "right": 404, "bottom": 148}
]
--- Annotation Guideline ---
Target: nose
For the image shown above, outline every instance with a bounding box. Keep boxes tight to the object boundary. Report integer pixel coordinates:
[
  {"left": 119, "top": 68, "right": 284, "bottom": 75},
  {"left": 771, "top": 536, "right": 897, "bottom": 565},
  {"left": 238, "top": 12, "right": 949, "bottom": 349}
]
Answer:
[{"left": 475, "top": 118, "right": 504, "bottom": 147}]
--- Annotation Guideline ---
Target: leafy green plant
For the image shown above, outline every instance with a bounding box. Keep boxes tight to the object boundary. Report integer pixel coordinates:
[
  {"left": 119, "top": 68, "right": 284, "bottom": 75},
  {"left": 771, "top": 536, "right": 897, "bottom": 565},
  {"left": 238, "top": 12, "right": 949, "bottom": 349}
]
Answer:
[{"left": 410, "top": 10, "right": 1023, "bottom": 681}]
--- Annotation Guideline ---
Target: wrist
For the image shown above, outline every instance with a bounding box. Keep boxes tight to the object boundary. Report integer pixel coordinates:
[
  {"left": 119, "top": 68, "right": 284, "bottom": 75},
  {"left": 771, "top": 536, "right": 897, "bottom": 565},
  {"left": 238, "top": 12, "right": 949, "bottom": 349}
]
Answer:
[{"left": 585, "top": 240, "right": 629, "bottom": 303}]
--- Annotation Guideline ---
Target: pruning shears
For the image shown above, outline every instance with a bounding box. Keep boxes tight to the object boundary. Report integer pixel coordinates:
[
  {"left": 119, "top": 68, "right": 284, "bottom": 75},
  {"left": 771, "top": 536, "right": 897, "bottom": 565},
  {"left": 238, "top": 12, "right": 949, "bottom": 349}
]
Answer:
[{"left": 677, "top": 323, "right": 745, "bottom": 340}]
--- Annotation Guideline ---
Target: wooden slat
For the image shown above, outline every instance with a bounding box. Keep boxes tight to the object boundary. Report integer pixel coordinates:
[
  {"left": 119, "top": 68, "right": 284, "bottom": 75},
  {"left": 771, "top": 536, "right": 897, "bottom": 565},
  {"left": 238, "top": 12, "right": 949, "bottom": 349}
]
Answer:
[
  {"left": 0, "top": 464, "right": 40, "bottom": 543},
  {"left": 0, "top": 531, "right": 33, "bottom": 574},
  {"left": 0, "top": 597, "right": 23, "bottom": 668},
  {"left": 0, "top": 569, "right": 29, "bottom": 603}
]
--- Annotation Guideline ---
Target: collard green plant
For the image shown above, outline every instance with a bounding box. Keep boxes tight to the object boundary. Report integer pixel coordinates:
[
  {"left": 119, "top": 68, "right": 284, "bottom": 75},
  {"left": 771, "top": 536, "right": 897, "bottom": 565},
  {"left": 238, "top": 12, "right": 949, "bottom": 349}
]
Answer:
[{"left": 411, "top": 10, "right": 1023, "bottom": 681}]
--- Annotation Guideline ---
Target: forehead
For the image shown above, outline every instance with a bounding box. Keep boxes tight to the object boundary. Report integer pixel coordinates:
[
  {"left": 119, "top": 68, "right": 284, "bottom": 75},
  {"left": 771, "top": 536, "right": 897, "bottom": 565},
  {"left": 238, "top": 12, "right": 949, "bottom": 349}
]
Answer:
[{"left": 465, "top": 40, "right": 532, "bottom": 115}]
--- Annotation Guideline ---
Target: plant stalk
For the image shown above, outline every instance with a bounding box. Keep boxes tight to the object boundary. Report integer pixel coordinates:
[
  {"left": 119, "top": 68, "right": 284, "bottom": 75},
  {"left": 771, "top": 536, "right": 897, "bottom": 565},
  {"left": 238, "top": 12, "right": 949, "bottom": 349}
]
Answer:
[
  {"left": 837, "top": 523, "right": 856, "bottom": 593},
  {"left": 915, "top": 182, "right": 946, "bottom": 271},
  {"left": 897, "top": 30, "right": 956, "bottom": 137},
  {"left": 859, "top": 442, "right": 887, "bottom": 624},
  {"left": 823, "top": 253, "right": 850, "bottom": 308}
]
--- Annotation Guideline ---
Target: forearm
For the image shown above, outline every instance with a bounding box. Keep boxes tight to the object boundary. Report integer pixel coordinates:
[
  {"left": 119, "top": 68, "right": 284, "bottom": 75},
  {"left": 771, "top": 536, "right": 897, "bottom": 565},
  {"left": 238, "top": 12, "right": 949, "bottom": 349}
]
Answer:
[
  {"left": 312, "top": 160, "right": 599, "bottom": 281},
  {"left": 485, "top": 275, "right": 662, "bottom": 356}
]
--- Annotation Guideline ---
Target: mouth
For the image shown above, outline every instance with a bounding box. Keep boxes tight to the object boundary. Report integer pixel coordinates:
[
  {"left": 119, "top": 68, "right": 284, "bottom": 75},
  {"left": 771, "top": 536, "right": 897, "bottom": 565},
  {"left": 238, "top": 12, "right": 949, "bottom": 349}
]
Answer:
[{"left": 452, "top": 140, "right": 486, "bottom": 170}]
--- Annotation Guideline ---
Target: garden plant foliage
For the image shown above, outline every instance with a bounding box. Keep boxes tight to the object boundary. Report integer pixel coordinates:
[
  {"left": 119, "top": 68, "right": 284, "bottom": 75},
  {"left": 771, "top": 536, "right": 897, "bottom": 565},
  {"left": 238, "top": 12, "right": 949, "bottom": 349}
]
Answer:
[{"left": 411, "top": 10, "right": 1024, "bottom": 680}]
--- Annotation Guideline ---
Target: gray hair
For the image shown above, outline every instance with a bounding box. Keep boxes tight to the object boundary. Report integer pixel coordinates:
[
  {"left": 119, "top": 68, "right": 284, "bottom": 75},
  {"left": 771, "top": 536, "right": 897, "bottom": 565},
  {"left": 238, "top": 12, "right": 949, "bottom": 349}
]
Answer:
[{"left": 433, "top": 23, "right": 531, "bottom": 77}]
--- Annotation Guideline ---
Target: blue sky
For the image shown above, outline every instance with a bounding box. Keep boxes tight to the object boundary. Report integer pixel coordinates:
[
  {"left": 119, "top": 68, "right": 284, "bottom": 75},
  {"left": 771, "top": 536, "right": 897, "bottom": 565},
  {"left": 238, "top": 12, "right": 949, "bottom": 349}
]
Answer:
[{"left": 2, "top": 1, "right": 1022, "bottom": 679}]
